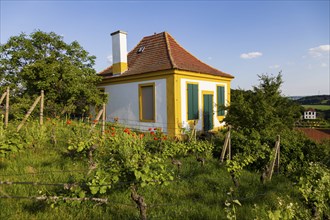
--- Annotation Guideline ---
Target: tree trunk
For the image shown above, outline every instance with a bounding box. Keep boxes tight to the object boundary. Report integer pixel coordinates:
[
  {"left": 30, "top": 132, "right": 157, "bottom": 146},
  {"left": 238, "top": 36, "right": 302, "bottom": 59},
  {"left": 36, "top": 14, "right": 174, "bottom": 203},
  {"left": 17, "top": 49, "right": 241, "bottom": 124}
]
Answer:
[{"left": 131, "top": 185, "right": 147, "bottom": 220}]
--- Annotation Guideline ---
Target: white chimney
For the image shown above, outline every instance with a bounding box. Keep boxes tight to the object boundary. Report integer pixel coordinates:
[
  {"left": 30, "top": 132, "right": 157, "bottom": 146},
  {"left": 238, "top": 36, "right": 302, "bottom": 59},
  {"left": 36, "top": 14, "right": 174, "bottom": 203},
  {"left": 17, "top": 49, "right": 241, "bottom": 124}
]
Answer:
[{"left": 111, "top": 30, "right": 128, "bottom": 75}]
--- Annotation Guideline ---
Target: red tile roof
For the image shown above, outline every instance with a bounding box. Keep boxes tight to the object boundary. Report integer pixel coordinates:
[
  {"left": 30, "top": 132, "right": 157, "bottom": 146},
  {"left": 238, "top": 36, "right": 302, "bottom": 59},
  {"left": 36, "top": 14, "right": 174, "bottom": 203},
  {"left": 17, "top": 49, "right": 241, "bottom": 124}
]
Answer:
[
  {"left": 99, "top": 32, "right": 234, "bottom": 78},
  {"left": 296, "top": 128, "right": 330, "bottom": 143}
]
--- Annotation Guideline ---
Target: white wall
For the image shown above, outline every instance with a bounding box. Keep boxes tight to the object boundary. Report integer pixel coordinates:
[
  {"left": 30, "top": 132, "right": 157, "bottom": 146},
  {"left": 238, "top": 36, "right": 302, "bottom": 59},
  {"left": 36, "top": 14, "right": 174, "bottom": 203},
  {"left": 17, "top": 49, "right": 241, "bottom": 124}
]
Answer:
[
  {"left": 304, "top": 111, "right": 316, "bottom": 119},
  {"left": 180, "top": 78, "right": 228, "bottom": 131},
  {"left": 102, "top": 79, "right": 168, "bottom": 132}
]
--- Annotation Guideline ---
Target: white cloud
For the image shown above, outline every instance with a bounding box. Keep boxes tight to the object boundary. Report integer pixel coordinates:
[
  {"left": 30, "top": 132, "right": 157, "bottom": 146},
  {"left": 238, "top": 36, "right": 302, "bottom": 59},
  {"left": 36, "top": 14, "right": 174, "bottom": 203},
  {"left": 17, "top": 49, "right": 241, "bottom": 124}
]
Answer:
[
  {"left": 308, "top": 45, "right": 330, "bottom": 57},
  {"left": 240, "top": 52, "right": 262, "bottom": 59},
  {"left": 269, "top": 64, "right": 280, "bottom": 69},
  {"left": 321, "top": 62, "right": 328, "bottom": 67},
  {"left": 107, "top": 54, "right": 113, "bottom": 64}
]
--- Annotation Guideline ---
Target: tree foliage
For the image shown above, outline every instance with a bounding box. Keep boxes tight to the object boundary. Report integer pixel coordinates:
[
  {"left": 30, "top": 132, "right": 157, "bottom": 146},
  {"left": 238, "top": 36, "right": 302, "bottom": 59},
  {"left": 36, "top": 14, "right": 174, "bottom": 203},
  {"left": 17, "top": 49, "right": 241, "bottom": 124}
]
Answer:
[
  {"left": 0, "top": 30, "right": 105, "bottom": 118},
  {"left": 224, "top": 73, "right": 302, "bottom": 136},
  {"left": 223, "top": 73, "right": 329, "bottom": 177}
]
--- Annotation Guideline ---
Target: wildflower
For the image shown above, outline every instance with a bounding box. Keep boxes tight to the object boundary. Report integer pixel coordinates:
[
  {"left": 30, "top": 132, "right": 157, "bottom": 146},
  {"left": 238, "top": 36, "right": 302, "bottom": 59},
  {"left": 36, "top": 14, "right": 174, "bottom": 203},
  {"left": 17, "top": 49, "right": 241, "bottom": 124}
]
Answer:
[
  {"left": 124, "top": 128, "right": 131, "bottom": 134},
  {"left": 111, "top": 127, "right": 115, "bottom": 131},
  {"left": 148, "top": 128, "right": 152, "bottom": 131},
  {"left": 93, "top": 120, "right": 98, "bottom": 124},
  {"left": 154, "top": 127, "right": 158, "bottom": 131},
  {"left": 139, "top": 133, "right": 145, "bottom": 139},
  {"left": 150, "top": 131, "right": 155, "bottom": 136},
  {"left": 154, "top": 137, "right": 158, "bottom": 141},
  {"left": 162, "top": 136, "right": 167, "bottom": 141},
  {"left": 66, "top": 120, "right": 72, "bottom": 125},
  {"left": 111, "top": 132, "right": 116, "bottom": 137}
]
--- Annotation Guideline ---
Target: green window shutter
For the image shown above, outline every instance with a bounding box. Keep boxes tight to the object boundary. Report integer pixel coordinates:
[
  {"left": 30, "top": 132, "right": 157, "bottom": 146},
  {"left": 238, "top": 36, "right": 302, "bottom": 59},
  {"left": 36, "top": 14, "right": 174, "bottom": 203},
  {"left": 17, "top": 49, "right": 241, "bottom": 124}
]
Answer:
[
  {"left": 188, "top": 84, "right": 199, "bottom": 120},
  {"left": 217, "top": 86, "right": 225, "bottom": 116}
]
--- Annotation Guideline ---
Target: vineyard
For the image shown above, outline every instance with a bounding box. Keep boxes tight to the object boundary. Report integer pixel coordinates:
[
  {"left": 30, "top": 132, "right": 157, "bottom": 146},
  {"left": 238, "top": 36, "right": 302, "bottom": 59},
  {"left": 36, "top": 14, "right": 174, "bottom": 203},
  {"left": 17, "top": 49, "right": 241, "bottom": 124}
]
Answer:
[
  {"left": 1, "top": 30, "right": 328, "bottom": 219},
  {"left": 1, "top": 117, "right": 329, "bottom": 220}
]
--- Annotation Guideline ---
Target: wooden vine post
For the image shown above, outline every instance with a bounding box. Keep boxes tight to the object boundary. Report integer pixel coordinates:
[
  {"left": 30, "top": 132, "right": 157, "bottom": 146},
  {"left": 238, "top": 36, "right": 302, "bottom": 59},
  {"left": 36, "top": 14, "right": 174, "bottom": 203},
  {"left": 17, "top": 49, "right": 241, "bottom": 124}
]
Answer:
[
  {"left": 5, "top": 87, "right": 9, "bottom": 128},
  {"left": 17, "top": 90, "right": 44, "bottom": 132},
  {"left": 102, "top": 103, "right": 106, "bottom": 135},
  {"left": 267, "top": 135, "right": 281, "bottom": 181},
  {"left": 90, "top": 103, "right": 106, "bottom": 134},
  {"left": 188, "top": 120, "right": 198, "bottom": 142},
  {"left": 0, "top": 87, "right": 10, "bottom": 128},
  {"left": 40, "top": 90, "right": 44, "bottom": 126},
  {"left": 220, "top": 126, "right": 232, "bottom": 163}
]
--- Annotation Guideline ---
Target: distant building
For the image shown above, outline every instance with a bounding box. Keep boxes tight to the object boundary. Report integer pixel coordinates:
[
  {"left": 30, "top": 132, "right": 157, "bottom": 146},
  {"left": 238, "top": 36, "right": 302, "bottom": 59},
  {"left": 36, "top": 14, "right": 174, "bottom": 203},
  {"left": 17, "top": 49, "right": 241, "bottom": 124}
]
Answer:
[{"left": 304, "top": 108, "right": 316, "bottom": 120}]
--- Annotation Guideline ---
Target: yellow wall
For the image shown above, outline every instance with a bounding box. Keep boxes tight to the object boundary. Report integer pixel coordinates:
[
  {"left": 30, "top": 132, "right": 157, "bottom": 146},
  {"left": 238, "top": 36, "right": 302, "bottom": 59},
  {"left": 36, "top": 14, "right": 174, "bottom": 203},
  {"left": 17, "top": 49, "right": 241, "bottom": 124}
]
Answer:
[
  {"left": 112, "top": 62, "right": 128, "bottom": 75},
  {"left": 99, "top": 69, "right": 233, "bottom": 137}
]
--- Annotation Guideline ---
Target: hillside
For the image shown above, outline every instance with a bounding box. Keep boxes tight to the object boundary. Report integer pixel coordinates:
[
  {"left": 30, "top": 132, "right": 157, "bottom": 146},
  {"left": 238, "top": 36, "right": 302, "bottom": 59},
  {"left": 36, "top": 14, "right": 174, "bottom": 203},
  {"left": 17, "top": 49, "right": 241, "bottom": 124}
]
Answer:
[
  {"left": 296, "top": 95, "right": 330, "bottom": 105},
  {"left": 293, "top": 95, "right": 330, "bottom": 121},
  {"left": 1, "top": 120, "right": 329, "bottom": 219}
]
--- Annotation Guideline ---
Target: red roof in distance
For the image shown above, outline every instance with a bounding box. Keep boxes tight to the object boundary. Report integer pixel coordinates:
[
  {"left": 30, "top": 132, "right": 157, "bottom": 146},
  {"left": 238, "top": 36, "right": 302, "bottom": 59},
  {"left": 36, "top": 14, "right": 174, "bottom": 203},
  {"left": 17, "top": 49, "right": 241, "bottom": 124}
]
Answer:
[{"left": 99, "top": 32, "right": 234, "bottom": 79}]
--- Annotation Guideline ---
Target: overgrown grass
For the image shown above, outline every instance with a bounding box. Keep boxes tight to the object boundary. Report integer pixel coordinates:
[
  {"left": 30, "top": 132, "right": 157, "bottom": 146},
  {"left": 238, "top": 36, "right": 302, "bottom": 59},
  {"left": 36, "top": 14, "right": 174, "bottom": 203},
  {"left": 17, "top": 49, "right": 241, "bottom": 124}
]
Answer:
[
  {"left": 0, "top": 121, "right": 310, "bottom": 219},
  {"left": 1, "top": 152, "right": 304, "bottom": 219}
]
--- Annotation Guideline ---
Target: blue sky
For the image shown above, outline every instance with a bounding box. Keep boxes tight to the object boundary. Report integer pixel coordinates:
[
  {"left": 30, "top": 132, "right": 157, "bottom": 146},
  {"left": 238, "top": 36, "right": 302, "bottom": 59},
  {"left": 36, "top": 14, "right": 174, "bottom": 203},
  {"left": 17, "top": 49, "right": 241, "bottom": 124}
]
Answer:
[{"left": 1, "top": 0, "right": 329, "bottom": 96}]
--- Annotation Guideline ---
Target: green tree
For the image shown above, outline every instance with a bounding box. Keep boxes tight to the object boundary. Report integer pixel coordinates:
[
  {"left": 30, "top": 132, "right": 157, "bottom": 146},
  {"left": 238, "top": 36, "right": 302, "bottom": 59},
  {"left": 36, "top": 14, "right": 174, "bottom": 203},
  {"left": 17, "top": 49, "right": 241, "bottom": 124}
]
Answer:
[
  {"left": 224, "top": 73, "right": 302, "bottom": 136},
  {"left": 223, "top": 73, "right": 311, "bottom": 174},
  {"left": 0, "top": 30, "right": 105, "bottom": 118}
]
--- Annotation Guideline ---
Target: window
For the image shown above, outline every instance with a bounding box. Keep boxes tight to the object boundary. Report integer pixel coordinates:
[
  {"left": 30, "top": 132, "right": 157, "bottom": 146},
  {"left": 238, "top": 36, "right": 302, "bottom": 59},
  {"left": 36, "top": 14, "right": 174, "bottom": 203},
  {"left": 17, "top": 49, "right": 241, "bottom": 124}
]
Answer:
[
  {"left": 217, "top": 86, "right": 225, "bottom": 116},
  {"left": 139, "top": 83, "right": 155, "bottom": 122},
  {"left": 187, "top": 83, "right": 199, "bottom": 120},
  {"left": 137, "top": 46, "right": 145, "bottom": 53}
]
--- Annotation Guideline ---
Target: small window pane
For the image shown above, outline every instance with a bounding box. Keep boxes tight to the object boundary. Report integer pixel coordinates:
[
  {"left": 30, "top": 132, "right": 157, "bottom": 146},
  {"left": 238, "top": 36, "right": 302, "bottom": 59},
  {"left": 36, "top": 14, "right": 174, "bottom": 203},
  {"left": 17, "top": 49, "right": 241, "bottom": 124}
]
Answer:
[{"left": 141, "top": 86, "right": 154, "bottom": 120}]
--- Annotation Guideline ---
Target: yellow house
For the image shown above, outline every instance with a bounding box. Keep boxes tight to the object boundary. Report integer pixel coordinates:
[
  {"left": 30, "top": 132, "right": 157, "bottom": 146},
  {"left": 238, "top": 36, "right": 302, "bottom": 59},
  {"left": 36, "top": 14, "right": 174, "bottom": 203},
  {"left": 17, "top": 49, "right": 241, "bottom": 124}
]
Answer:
[{"left": 98, "top": 30, "right": 234, "bottom": 136}]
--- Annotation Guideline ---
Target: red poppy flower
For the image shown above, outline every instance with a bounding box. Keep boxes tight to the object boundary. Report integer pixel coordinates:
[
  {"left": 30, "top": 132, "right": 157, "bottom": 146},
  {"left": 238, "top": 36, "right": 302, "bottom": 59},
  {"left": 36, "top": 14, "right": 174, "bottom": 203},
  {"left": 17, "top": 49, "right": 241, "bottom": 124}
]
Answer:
[
  {"left": 154, "top": 137, "right": 158, "bottom": 141},
  {"left": 66, "top": 120, "right": 72, "bottom": 125},
  {"left": 124, "top": 128, "right": 131, "bottom": 134},
  {"left": 150, "top": 131, "right": 155, "bottom": 136},
  {"left": 148, "top": 128, "right": 152, "bottom": 131}
]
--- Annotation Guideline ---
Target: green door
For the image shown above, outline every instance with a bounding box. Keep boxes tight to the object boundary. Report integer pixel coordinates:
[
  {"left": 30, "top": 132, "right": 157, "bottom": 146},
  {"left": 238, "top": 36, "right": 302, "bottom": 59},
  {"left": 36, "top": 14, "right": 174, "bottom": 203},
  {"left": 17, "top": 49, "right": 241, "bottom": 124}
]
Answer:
[{"left": 203, "top": 94, "right": 213, "bottom": 131}]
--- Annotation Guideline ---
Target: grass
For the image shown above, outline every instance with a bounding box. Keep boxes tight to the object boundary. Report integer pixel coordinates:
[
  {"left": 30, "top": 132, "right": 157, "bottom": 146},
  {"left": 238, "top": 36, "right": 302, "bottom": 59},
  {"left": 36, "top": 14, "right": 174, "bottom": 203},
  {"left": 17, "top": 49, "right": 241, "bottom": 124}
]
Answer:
[
  {"left": 302, "top": 104, "right": 330, "bottom": 111},
  {"left": 1, "top": 146, "right": 305, "bottom": 220},
  {"left": 0, "top": 121, "right": 310, "bottom": 219}
]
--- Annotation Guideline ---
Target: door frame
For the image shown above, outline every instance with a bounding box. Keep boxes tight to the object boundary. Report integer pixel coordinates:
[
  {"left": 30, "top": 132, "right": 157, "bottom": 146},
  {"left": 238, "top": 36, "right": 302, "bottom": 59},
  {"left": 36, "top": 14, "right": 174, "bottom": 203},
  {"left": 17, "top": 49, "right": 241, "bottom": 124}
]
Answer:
[{"left": 202, "top": 91, "right": 214, "bottom": 132}]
